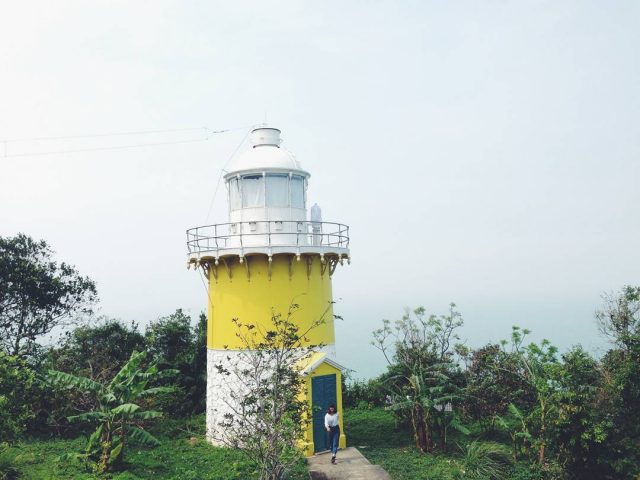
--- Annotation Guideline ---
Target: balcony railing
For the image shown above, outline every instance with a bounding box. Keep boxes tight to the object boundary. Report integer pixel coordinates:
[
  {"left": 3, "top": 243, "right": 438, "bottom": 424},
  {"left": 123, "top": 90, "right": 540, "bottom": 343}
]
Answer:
[{"left": 186, "top": 221, "right": 349, "bottom": 256}]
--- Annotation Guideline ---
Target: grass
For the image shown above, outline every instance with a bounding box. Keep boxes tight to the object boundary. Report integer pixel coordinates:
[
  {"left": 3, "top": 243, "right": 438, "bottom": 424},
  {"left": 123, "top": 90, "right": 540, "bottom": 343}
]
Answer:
[
  {"left": 344, "top": 406, "right": 462, "bottom": 480},
  {"left": 344, "top": 406, "right": 539, "bottom": 480},
  {"left": 9, "top": 415, "right": 308, "bottom": 480},
  {"left": 7, "top": 407, "right": 541, "bottom": 479}
]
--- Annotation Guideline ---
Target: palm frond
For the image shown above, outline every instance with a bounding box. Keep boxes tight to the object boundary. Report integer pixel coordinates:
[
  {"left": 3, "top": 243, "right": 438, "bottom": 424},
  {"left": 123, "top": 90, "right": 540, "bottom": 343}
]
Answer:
[
  {"left": 126, "top": 426, "right": 161, "bottom": 446},
  {"left": 67, "top": 411, "right": 107, "bottom": 423},
  {"left": 449, "top": 417, "right": 470, "bottom": 435},
  {"left": 86, "top": 424, "right": 103, "bottom": 453},
  {"left": 110, "top": 403, "right": 141, "bottom": 415},
  {"left": 139, "top": 386, "right": 176, "bottom": 396},
  {"left": 131, "top": 410, "right": 163, "bottom": 420},
  {"left": 108, "top": 442, "right": 123, "bottom": 465},
  {"left": 47, "top": 370, "right": 103, "bottom": 394},
  {"left": 108, "top": 351, "right": 145, "bottom": 390}
]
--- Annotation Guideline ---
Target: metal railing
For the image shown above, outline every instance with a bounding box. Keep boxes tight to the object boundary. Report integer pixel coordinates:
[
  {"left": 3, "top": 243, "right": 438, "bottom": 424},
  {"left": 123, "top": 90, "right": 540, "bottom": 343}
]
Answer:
[{"left": 186, "top": 221, "right": 349, "bottom": 255}]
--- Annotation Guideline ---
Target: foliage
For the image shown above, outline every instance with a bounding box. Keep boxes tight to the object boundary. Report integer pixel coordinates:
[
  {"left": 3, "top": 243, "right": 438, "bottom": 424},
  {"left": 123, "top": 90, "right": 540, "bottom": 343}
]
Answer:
[
  {"left": 213, "top": 304, "right": 325, "bottom": 480},
  {"left": 47, "top": 351, "right": 173, "bottom": 473},
  {"left": 372, "top": 304, "right": 467, "bottom": 453},
  {"left": 458, "top": 440, "right": 513, "bottom": 479},
  {"left": 0, "top": 351, "right": 37, "bottom": 441},
  {"left": 0, "top": 233, "right": 97, "bottom": 356}
]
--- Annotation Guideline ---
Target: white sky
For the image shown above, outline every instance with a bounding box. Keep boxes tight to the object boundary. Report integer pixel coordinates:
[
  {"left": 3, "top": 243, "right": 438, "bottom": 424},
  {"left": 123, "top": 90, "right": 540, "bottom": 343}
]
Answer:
[{"left": 1, "top": 1, "right": 638, "bottom": 379}]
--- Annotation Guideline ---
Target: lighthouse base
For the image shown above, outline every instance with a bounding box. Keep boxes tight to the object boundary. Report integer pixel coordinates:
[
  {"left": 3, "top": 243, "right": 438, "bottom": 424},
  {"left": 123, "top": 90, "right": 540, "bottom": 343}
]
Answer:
[
  {"left": 205, "top": 349, "right": 240, "bottom": 445},
  {"left": 206, "top": 347, "right": 344, "bottom": 455}
]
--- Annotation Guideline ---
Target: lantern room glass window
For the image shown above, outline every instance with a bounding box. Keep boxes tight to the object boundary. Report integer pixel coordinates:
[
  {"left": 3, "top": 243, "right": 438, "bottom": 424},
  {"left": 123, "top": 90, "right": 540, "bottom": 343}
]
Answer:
[
  {"left": 229, "top": 177, "right": 241, "bottom": 210},
  {"left": 265, "top": 174, "right": 289, "bottom": 207},
  {"left": 230, "top": 173, "right": 306, "bottom": 209},
  {"left": 242, "top": 175, "right": 264, "bottom": 207},
  {"left": 290, "top": 176, "right": 305, "bottom": 209}
]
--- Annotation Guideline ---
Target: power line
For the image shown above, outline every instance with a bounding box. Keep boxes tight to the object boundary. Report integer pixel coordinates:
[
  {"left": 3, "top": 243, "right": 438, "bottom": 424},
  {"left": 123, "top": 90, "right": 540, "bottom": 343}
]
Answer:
[
  {"left": 1, "top": 126, "right": 225, "bottom": 143},
  {"left": 1, "top": 122, "right": 259, "bottom": 226},
  {"left": 204, "top": 126, "right": 254, "bottom": 224},
  {"left": 2, "top": 137, "right": 210, "bottom": 158},
  {"left": 1, "top": 124, "right": 253, "bottom": 158}
]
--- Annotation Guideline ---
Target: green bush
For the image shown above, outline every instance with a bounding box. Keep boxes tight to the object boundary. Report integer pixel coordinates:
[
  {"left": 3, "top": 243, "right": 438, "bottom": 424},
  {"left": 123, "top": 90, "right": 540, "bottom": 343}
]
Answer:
[
  {"left": 510, "top": 462, "right": 566, "bottom": 480},
  {"left": 343, "top": 376, "right": 390, "bottom": 409}
]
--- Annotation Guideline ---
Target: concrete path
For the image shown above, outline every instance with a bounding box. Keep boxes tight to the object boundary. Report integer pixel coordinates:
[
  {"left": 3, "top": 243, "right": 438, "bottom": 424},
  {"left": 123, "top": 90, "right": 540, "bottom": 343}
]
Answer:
[{"left": 307, "top": 447, "right": 391, "bottom": 480}]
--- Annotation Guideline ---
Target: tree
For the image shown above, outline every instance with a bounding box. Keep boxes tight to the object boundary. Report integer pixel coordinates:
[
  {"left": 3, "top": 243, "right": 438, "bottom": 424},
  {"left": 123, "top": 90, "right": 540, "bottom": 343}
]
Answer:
[
  {"left": 463, "top": 344, "right": 533, "bottom": 430},
  {"left": 48, "top": 318, "right": 145, "bottom": 382},
  {"left": 213, "top": 305, "right": 323, "bottom": 480},
  {"left": 191, "top": 311, "right": 208, "bottom": 413},
  {"left": 501, "top": 326, "right": 561, "bottom": 465},
  {"left": 596, "top": 285, "right": 640, "bottom": 352},
  {"left": 0, "top": 234, "right": 97, "bottom": 356},
  {"left": 31, "top": 319, "right": 146, "bottom": 435},
  {"left": 144, "top": 309, "right": 205, "bottom": 416},
  {"left": 47, "top": 351, "right": 173, "bottom": 473},
  {"left": 552, "top": 346, "right": 607, "bottom": 478},
  {"left": 145, "top": 309, "right": 193, "bottom": 366},
  {"left": 372, "top": 304, "right": 467, "bottom": 453},
  {"left": 596, "top": 286, "right": 640, "bottom": 479}
]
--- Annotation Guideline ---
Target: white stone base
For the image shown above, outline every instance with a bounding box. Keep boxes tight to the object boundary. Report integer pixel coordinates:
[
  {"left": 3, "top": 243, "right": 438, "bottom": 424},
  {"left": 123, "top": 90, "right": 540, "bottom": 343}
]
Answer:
[
  {"left": 206, "top": 345, "right": 336, "bottom": 444},
  {"left": 206, "top": 349, "right": 243, "bottom": 444}
]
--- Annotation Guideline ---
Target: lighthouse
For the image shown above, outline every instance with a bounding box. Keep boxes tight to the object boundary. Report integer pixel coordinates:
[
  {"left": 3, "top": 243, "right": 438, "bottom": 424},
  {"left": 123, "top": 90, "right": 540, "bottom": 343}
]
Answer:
[{"left": 186, "top": 127, "right": 350, "bottom": 455}]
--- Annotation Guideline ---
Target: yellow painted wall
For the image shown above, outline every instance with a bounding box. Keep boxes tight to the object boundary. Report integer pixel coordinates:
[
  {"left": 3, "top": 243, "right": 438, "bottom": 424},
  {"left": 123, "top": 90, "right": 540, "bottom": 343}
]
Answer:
[
  {"left": 300, "top": 362, "right": 347, "bottom": 457},
  {"left": 207, "top": 255, "right": 335, "bottom": 350}
]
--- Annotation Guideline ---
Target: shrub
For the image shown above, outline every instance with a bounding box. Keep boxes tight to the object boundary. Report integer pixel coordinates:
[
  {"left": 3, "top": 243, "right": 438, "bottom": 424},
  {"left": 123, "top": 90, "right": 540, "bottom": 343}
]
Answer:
[
  {"left": 458, "top": 441, "right": 513, "bottom": 480},
  {"left": 48, "top": 351, "right": 173, "bottom": 473}
]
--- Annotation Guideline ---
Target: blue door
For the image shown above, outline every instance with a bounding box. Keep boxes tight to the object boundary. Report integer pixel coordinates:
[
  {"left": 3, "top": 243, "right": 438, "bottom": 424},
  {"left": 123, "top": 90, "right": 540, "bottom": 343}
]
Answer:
[{"left": 311, "top": 374, "right": 337, "bottom": 453}]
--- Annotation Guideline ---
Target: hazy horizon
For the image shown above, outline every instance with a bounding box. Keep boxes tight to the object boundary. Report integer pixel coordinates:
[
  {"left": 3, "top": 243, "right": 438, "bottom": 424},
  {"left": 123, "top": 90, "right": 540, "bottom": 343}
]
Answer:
[{"left": 2, "top": 1, "right": 638, "bottom": 379}]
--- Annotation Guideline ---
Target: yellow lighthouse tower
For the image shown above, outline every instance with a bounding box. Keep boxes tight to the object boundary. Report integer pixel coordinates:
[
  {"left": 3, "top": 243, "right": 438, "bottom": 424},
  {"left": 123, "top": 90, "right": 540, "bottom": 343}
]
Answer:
[{"left": 186, "top": 127, "right": 350, "bottom": 455}]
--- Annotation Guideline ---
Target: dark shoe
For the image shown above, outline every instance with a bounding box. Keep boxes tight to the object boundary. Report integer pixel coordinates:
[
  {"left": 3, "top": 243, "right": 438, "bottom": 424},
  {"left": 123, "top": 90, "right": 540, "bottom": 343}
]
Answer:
[{"left": 331, "top": 456, "right": 336, "bottom": 464}]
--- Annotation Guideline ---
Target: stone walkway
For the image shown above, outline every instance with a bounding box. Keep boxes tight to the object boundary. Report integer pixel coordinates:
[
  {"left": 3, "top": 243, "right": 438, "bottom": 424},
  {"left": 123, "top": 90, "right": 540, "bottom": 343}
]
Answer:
[{"left": 307, "top": 447, "right": 391, "bottom": 480}]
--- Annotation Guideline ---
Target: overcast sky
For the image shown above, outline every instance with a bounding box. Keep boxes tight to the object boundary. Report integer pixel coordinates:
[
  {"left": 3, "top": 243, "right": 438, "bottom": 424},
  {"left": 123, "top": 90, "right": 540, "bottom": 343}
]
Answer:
[{"left": 1, "top": 1, "right": 638, "bottom": 379}]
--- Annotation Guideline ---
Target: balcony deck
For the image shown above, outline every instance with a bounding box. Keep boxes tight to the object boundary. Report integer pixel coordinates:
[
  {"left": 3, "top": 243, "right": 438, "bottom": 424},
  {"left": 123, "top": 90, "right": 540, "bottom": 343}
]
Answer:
[{"left": 186, "top": 221, "right": 350, "bottom": 263}]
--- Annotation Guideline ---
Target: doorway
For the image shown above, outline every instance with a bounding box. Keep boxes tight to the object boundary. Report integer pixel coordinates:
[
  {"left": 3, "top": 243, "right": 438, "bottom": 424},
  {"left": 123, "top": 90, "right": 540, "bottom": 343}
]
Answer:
[{"left": 311, "top": 374, "right": 337, "bottom": 453}]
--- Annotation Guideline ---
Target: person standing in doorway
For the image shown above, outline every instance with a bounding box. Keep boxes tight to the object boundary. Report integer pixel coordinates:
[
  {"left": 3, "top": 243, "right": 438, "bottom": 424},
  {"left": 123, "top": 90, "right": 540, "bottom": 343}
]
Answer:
[{"left": 324, "top": 404, "right": 340, "bottom": 464}]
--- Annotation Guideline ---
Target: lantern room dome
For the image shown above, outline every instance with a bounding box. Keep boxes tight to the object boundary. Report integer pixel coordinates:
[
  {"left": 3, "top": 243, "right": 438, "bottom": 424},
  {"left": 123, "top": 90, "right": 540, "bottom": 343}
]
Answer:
[{"left": 224, "top": 127, "right": 309, "bottom": 180}]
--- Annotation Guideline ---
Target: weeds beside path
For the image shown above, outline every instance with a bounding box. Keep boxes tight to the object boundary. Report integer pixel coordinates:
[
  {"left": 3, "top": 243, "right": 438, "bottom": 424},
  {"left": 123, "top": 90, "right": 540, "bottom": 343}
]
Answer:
[
  {"left": 344, "top": 407, "right": 461, "bottom": 480},
  {"left": 344, "top": 407, "right": 537, "bottom": 480},
  {"left": 10, "top": 415, "right": 308, "bottom": 480}
]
